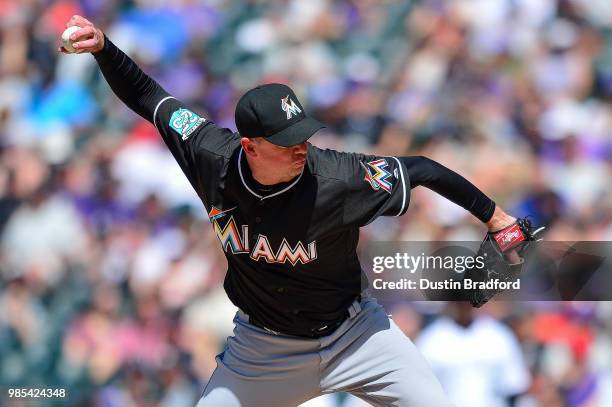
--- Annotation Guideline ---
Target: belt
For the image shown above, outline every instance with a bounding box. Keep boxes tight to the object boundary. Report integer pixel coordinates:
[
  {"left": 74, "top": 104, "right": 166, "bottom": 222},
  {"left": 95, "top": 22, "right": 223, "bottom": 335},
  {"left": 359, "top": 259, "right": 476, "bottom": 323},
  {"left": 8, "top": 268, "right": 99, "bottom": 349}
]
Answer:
[{"left": 247, "top": 296, "right": 364, "bottom": 339}]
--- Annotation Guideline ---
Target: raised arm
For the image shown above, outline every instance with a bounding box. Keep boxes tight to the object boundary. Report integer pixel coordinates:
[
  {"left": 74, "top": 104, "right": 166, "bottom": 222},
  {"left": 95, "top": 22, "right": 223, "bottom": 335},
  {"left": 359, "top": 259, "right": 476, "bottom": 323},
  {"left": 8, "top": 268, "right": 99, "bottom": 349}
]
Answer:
[
  {"left": 59, "top": 15, "right": 241, "bottom": 204},
  {"left": 398, "top": 156, "right": 516, "bottom": 231},
  {"left": 59, "top": 15, "right": 169, "bottom": 123}
]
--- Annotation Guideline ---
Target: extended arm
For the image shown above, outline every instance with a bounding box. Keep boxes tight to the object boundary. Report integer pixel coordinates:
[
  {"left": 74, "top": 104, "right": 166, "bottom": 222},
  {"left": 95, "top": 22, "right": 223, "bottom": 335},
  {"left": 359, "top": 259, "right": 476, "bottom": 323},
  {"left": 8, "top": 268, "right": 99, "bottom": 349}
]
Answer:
[
  {"left": 59, "top": 15, "right": 168, "bottom": 123},
  {"left": 59, "top": 15, "right": 230, "bottom": 199},
  {"left": 400, "top": 156, "right": 545, "bottom": 307},
  {"left": 93, "top": 38, "right": 168, "bottom": 122},
  {"left": 399, "top": 156, "right": 516, "bottom": 231}
]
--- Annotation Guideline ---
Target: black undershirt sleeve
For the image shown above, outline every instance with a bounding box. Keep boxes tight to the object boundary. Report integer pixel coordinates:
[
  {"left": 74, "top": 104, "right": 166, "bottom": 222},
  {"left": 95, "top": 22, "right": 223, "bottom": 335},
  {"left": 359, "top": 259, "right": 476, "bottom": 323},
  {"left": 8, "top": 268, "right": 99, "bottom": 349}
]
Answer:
[
  {"left": 399, "top": 156, "right": 496, "bottom": 223},
  {"left": 92, "top": 36, "right": 168, "bottom": 123}
]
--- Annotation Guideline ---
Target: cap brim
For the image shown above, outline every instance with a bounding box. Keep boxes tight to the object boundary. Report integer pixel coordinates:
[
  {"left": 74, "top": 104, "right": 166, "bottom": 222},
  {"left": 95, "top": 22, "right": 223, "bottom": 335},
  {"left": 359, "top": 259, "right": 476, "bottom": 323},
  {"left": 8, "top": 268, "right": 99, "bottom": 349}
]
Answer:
[{"left": 265, "top": 117, "right": 325, "bottom": 147}]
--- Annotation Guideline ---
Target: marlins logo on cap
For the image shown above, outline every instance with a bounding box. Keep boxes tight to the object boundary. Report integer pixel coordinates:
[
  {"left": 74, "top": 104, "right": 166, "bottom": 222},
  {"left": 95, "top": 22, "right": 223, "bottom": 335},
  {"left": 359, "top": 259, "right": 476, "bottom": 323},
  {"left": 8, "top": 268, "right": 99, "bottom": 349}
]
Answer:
[{"left": 281, "top": 95, "right": 302, "bottom": 120}]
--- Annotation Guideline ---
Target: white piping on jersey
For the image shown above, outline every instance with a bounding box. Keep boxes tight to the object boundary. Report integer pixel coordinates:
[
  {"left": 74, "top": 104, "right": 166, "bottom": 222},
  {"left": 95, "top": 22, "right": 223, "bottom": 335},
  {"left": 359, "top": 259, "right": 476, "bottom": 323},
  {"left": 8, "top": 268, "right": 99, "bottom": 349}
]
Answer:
[
  {"left": 152, "top": 96, "right": 176, "bottom": 130},
  {"left": 390, "top": 156, "right": 407, "bottom": 216},
  {"left": 238, "top": 148, "right": 304, "bottom": 200}
]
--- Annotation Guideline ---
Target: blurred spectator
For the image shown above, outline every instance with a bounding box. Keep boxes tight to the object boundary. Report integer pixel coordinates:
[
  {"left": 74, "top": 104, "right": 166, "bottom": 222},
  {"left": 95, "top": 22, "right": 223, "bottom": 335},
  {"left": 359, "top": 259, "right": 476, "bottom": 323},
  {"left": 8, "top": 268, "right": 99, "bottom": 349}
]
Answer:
[{"left": 416, "top": 303, "right": 530, "bottom": 407}]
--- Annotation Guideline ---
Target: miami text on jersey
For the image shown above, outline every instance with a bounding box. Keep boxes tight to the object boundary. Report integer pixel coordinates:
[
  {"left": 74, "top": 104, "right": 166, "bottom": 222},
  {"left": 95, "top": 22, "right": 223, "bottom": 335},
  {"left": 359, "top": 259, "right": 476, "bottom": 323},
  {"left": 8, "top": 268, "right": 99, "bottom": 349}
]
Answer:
[
  {"left": 208, "top": 207, "right": 317, "bottom": 266},
  {"left": 360, "top": 159, "right": 393, "bottom": 193}
]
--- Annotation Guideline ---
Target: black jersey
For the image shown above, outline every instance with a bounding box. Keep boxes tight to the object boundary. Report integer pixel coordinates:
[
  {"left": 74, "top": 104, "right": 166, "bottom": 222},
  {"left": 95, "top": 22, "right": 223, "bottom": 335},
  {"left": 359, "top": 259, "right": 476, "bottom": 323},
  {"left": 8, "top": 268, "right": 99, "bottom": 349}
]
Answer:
[
  {"left": 94, "top": 37, "right": 495, "bottom": 337},
  {"left": 153, "top": 97, "right": 409, "bottom": 336}
]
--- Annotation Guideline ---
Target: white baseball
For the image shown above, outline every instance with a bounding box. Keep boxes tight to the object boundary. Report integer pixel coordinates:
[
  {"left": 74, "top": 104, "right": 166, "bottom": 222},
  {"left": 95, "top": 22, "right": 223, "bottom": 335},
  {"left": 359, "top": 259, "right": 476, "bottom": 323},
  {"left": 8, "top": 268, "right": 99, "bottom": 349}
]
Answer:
[{"left": 61, "top": 26, "right": 80, "bottom": 53}]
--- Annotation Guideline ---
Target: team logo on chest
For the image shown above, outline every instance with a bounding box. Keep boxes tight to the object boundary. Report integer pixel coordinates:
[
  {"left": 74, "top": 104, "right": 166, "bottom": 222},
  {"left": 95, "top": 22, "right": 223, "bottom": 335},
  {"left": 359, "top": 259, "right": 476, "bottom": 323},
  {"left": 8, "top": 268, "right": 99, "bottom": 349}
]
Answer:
[
  {"left": 360, "top": 159, "right": 393, "bottom": 193},
  {"left": 208, "top": 206, "right": 317, "bottom": 266}
]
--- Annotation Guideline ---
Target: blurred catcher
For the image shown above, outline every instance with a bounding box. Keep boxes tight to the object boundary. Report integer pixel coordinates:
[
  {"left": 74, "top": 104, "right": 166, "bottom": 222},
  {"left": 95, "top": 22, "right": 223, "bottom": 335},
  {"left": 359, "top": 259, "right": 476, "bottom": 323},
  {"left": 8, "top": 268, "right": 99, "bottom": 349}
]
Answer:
[{"left": 60, "top": 15, "right": 542, "bottom": 407}]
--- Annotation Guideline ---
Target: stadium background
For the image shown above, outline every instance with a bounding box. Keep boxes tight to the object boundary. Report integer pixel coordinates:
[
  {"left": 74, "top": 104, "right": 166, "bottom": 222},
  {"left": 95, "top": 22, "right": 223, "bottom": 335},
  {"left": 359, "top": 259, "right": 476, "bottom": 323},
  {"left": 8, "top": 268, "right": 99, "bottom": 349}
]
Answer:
[{"left": 0, "top": 0, "right": 611, "bottom": 406}]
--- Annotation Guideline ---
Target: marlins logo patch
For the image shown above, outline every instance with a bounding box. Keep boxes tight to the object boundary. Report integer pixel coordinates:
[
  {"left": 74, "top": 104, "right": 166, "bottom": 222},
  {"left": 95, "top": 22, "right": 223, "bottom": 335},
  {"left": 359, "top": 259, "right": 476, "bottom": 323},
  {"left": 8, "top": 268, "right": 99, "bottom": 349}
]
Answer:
[
  {"left": 169, "top": 108, "right": 206, "bottom": 140},
  {"left": 360, "top": 159, "right": 393, "bottom": 193}
]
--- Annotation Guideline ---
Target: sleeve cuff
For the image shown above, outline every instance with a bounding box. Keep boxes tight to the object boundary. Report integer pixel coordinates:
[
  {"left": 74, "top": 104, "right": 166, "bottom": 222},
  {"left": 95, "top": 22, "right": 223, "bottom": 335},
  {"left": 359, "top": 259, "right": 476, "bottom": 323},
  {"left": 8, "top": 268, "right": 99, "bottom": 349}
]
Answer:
[{"left": 92, "top": 34, "right": 113, "bottom": 60}]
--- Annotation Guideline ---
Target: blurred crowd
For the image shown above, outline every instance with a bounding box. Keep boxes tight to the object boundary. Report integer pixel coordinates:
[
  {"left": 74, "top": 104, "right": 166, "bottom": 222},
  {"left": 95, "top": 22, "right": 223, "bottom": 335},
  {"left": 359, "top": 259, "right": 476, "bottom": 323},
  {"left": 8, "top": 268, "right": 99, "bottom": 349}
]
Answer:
[{"left": 0, "top": 0, "right": 610, "bottom": 406}]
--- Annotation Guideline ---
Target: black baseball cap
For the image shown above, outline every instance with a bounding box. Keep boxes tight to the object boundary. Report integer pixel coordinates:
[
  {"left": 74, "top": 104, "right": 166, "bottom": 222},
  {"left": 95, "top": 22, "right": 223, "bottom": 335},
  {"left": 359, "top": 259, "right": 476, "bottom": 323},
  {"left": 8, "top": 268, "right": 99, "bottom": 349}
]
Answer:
[{"left": 235, "top": 83, "right": 324, "bottom": 147}]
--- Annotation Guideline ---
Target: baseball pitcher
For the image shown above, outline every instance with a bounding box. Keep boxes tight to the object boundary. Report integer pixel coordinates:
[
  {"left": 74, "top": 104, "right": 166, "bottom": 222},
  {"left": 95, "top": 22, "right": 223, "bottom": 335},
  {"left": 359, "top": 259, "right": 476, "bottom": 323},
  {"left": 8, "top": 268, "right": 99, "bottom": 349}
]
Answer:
[{"left": 60, "top": 15, "right": 542, "bottom": 407}]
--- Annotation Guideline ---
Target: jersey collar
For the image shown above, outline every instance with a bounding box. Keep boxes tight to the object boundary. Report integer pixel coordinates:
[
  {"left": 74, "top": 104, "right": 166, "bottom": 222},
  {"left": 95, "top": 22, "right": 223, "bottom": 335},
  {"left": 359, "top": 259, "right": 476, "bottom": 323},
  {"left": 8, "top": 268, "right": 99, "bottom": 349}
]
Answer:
[{"left": 238, "top": 148, "right": 304, "bottom": 200}]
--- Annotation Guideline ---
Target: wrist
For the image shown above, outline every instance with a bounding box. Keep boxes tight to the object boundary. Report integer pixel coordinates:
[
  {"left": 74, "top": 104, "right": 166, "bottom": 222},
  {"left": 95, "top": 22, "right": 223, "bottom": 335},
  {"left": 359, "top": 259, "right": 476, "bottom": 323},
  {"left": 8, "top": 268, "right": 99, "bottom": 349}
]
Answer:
[
  {"left": 92, "top": 30, "right": 105, "bottom": 54},
  {"left": 486, "top": 207, "right": 516, "bottom": 232}
]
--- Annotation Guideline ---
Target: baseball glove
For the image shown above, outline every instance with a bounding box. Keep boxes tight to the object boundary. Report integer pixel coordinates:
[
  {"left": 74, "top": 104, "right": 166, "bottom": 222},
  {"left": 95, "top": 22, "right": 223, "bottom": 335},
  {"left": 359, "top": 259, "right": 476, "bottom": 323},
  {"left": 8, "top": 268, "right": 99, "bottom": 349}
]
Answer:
[{"left": 464, "top": 217, "right": 545, "bottom": 307}]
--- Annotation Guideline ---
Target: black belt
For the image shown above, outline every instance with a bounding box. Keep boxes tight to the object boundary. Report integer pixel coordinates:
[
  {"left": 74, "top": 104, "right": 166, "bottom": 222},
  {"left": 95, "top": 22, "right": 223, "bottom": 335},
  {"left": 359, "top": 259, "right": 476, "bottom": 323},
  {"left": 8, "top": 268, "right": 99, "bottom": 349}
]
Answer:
[
  {"left": 249, "top": 312, "right": 348, "bottom": 338},
  {"left": 247, "top": 295, "right": 364, "bottom": 339}
]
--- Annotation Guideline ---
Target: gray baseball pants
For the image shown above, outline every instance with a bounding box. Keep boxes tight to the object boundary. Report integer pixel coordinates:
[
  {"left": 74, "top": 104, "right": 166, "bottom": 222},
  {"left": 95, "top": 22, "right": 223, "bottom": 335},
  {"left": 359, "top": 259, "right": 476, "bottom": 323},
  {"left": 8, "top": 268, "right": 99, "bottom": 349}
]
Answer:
[{"left": 196, "top": 294, "right": 452, "bottom": 407}]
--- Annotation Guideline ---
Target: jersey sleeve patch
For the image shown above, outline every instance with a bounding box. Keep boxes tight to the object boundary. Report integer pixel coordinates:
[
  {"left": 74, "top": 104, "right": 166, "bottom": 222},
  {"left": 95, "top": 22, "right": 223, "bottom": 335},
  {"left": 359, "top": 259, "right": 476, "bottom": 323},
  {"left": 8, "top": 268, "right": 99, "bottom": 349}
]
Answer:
[
  {"left": 360, "top": 158, "right": 393, "bottom": 194},
  {"left": 169, "top": 108, "right": 206, "bottom": 140}
]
